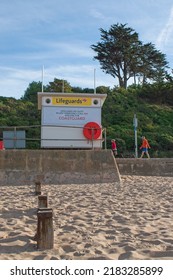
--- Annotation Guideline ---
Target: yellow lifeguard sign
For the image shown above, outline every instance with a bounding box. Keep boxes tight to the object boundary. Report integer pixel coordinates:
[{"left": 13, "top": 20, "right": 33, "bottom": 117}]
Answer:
[
  {"left": 52, "top": 96, "right": 92, "bottom": 106},
  {"left": 37, "top": 92, "right": 107, "bottom": 149}
]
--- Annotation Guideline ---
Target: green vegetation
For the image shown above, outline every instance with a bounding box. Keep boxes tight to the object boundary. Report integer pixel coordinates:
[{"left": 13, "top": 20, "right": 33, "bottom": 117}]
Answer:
[
  {"left": 0, "top": 95, "right": 41, "bottom": 149},
  {"left": 0, "top": 80, "right": 173, "bottom": 157},
  {"left": 102, "top": 84, "right": 173, "bottom": 157}
]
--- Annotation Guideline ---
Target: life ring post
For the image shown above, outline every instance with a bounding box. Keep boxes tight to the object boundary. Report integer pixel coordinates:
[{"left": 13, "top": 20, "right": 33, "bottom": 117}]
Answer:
[{"left": 83, "top": 122, "right": 101, "bottom": 140}]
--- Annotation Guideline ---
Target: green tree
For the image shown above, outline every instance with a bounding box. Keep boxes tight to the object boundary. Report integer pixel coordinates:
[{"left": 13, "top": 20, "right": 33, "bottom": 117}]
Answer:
[
  {"left": 96, "top": 86, "right": 111, "bottom": 94},
  {"left": 91, "top": 23, "right": 169, "bottom": 88},
  {"left": 72, "top": 86, "right": 84, "bottom": 93},
  {"left": 45, "top": 78, "right": 72, "bottom": 92},
  {"left": 136, "top": 43, "right": 169, "bottom": 84},
  {"left": 91, "top": 23, "right": 140, "bottom": 88},
  {"left": 21, "top": 81, "right": 42, "bottom": 103}
]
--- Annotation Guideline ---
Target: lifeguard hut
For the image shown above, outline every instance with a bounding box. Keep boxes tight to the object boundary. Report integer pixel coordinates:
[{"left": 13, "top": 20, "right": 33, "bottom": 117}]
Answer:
[{"left": 37, "top": 92, "right": 107, "bottom": 149}]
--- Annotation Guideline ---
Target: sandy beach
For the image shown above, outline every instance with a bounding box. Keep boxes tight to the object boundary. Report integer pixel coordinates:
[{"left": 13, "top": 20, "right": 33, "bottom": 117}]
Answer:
[{"left": 0, "top": 175, "right": 173, "bottom": 260}]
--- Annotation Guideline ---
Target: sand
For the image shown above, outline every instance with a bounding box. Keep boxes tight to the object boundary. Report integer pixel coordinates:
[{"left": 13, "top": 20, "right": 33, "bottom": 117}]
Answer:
[{"left": 0, "top": 175, "right": 173, "bottom": 260}]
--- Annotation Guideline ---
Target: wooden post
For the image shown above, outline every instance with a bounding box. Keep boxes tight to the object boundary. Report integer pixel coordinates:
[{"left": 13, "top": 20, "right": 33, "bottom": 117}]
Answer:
[
  {"left": 37, "top": 208, "right": 54, "bottom": 249},
  {"left": 38, "top": 195, "right": 48, "bottom": 208},
  {"left": 35, "top": 181, "right": 41, "bottom": 195}
]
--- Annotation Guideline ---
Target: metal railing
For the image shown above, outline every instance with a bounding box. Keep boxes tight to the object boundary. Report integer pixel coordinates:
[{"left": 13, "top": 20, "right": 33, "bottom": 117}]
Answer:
[{"left": 0, "top": 125, "right": 107, "bottom": 150}]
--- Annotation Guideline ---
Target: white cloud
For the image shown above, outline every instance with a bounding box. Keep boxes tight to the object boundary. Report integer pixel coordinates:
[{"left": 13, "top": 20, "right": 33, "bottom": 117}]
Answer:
[
  {"left": 0, "top": 64, "right": 116, "bottom": 99},
  {"left": 0, "top": 41, "right": 93, "bottom": 66},
  {"left": 44, "top": 42, "right": 93, "bottom": 58},
  {"left": 39, "top": 64, "right": 116, "bottom": 89},
  {"left": 90, "top": 9, "right": 107, "bottom": 20},
  {"left": 156, "top": 6, "right": 173, "bottom": 49},
  {"left": 0, "top": 67, "right": 42, "bottom": 98}
]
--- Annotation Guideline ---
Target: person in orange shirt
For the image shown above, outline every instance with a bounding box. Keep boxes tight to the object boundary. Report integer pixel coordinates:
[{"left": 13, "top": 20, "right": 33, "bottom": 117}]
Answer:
[{"left": 140, "top": 136, "right": 151, "bottom": 158}]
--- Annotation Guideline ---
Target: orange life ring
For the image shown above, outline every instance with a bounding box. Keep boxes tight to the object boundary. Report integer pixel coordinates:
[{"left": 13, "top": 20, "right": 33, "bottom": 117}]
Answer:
[{"left": 83, "top": 122, "right": 101, "bottom": 140}]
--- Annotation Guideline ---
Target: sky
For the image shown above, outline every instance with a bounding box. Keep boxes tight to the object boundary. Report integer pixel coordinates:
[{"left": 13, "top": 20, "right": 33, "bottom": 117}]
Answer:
[{"left": 1, "top": 0, "right": 173, "bottom": 99}]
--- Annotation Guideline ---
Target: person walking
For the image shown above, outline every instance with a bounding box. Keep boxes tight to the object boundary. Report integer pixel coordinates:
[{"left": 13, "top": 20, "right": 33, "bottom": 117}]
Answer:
[
  {"left": 140, "top": 136, "right": 151, "bottom": 158},
  {"left": 111, "top": 139, "right": 117, "bottom": 157}
]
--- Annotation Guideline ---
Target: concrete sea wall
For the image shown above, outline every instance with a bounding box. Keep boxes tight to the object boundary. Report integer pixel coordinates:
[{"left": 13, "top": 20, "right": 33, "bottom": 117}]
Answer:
[
  {"left": 116, "top": 158, "right": 173, "bottom": 177},
  {"left": 0, "top": 150, "right": 121, "bottom": 186},
  {"left": 0, "top": 150, "right": 172, "bottom": 186}
]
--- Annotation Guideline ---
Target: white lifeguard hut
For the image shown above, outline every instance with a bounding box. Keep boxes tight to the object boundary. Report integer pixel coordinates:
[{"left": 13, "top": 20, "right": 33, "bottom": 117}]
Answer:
[{"left": 37, "top": 92, "right": 107, "bottom": 149}]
